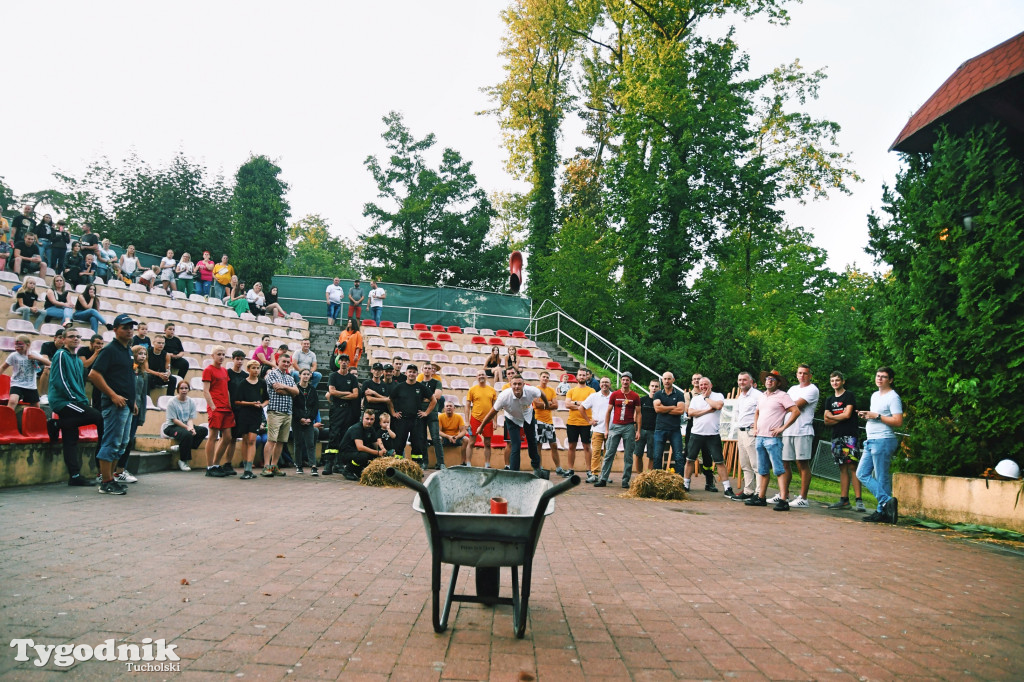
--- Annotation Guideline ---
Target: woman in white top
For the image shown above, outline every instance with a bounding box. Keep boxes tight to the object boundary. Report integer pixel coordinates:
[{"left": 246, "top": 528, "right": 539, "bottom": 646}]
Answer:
[
  {"left": 96, "top": 238, "right": 117, "bottom": 281},
  {"left": 119, "top": 244, "right": 140, "bottom": 281},
  {"left": 159, "top": 249, "right": 177, "bottom": 294},
  {"left": 175, "top": 252, "right": 195, "bottom": 297},
  {"left": 246, "top": 282, "right": 267, "bottom": 317}
]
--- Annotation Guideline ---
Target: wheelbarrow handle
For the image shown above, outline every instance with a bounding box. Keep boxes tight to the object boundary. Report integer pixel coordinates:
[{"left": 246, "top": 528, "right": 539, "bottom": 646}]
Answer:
[{"left": 386, "top": 467, "right": 442, "bottom": 538}]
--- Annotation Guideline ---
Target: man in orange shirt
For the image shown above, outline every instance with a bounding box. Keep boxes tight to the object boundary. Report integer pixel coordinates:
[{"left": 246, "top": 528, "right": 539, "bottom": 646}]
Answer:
[
  {"left": 438, "top": 402, "right": 468, "bottom": 465},
  {"left": 563, "top": 373, "right": 595, "bottom": 479},
  {"left": 465, "top": 370, "right": 498, "bottom": 467}
]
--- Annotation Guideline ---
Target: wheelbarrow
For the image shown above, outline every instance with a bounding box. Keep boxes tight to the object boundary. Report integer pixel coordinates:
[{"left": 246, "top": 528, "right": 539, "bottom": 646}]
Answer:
[{"left": 386, "top": 466, "right": 579, "bottom": 638}]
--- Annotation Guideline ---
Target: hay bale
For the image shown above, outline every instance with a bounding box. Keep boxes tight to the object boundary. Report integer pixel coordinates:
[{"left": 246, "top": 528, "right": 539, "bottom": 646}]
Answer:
[
  {"left": 359, "top": 456, "right": 423, "bottom": 488},
  {"left": 623, "top": 469, "right": 688, "bottom": 501}
]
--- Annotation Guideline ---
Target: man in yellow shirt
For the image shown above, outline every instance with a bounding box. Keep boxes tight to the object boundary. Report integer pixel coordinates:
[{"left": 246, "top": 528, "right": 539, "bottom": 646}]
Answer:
[
  {"left": 465, "top": 371, "right": 499, "bottom": 468},
  {"left": 438, "top": 402, "right": 469, "bottom": 464},
  {"left": 563, "top": 372, "right": 595, "bottom": 478},
  {"left": 533, "top": 371, "right": 563, "bottom": 475}
]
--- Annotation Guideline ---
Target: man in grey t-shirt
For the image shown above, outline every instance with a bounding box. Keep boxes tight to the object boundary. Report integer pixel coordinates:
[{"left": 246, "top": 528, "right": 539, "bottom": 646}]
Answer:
[
  {"left": 290, "top": 338, "right": 321, "bottom": 388},
  {"left": 348, "top": 279, "right": 365, "bottom": 321}
]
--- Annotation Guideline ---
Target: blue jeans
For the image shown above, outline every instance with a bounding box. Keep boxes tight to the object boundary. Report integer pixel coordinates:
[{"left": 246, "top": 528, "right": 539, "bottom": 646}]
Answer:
[
  {"left": 755, "top": 436, "right": 784, "bottom": 476},
  {"left": 196, "top": 279, "right": 211, "bottom": 297},
  {"left": 37, "top": 239, "right": 50, "bottom": 268},
  {"left": 35, "top": 306, "right": 73, "bottom": 329},
  {"left": 653, "top": 428, "right": 683, "bottom": 473},
  {"left": 74, "top": 309, "right": 107, "bottom": 333},
  {"left": 858, "top": 438, "right": 898, "bottom": 512},
  {"left": 327, "top": 302, "right": 341, "bottom": 321},
  {"left": 370, "top": 306, "right": 382, "bottom": 325},
  {"left": 97, "top": 400, "right": 133, "bottom": 462},
  {"left": 213, "top": 281, "right": 227, "bottom": 300}
]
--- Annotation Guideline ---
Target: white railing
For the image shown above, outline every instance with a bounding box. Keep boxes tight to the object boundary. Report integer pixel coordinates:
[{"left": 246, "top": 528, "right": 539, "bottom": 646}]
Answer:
[{"left": 529, "top": 300, "right": 660, "bottom": 383}]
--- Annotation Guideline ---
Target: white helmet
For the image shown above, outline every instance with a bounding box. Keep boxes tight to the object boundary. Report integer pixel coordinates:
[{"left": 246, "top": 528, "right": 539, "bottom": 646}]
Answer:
[{"left": 994, "top": 459, "right": 1021, "bottom": 480}]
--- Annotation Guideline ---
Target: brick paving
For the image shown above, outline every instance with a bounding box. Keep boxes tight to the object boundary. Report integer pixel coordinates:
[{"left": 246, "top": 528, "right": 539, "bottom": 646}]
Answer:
[{"left": 0, "top": 470, "right": 1021, "bottom": 681}]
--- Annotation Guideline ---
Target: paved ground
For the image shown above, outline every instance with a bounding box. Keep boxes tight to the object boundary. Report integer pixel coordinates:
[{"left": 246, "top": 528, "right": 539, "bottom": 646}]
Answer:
[{"left": 0, "top": 470, "right": 1021, "bottom": 681}]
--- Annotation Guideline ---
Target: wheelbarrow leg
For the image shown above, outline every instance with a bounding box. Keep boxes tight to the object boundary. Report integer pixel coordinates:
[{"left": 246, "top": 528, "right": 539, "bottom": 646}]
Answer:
[
  {"left": 438, "top": 564, "right": 460, "bottom": 631},
  {"left": 432, "top": 555, "right": 449, "bottom": 633},
  {"left": 511, "top": 566, "right": 527, "bottom": 638}
]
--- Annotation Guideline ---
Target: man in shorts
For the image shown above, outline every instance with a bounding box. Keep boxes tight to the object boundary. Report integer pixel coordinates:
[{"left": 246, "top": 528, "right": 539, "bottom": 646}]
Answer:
[
  {"left": 438, "top": 402, "right": 468, "bottom": 464},
  {"left": 780, "top": 365, "right": 820, "bottom": 508},
  {"left": 633, "top": 379, "right": 660, "bottom": 476},
  {"left": 823, "top": 371, "right": 864, "bottom": 511},
  {"left": 465, "top": 370, "right": 498, "bottom": 467},
  {"left": 533, "top": 371, "right": 563, "bottom": 474},
  {"left": 684, "top": 377, "right": 738, "bottom": 498},
  {"left": 745, "top": 371, "right": 800, "bottom": 510},
  {"left": 262, "top": 354, "right": 298, "bottom": 477},
  {"left": 1, "top": 334, "right": 50, "bottom": 407},
  {"left": 202, "top": 346, "right": 237, "bottom": 477},
  {"left": 563, "top": 372, "right": 595, "bottom": 478}
]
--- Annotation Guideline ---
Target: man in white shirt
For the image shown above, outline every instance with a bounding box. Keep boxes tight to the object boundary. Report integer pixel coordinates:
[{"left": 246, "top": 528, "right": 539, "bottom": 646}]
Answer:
[
  {"left": 780, "top": 364, "right": 820, "bottom": 508},
  {"left": 477, "top": 376, "right": 550, "bottom": 477},
  {"left": 684, "top": 377, "right": 738, "bottom": 497},
  {"left": 581, "top": 377, "right": 612, "bottom": 484},
  {"left": 325, "top": 277, "right": 345, "bottom": 326},
  {"left": 368, "top": 279, "right": 386, "bottom": 326},
  {"left": 732, "top": 372, "right": 763, "bottom": 500}
]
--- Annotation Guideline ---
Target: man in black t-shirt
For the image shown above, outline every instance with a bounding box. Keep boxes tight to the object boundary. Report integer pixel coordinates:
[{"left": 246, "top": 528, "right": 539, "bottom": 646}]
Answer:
[
  {"left": 79, "top": 223, "right": 100, "bottom": 259},
  {"left": 14, "top": 232, "right": 43, "bottom": 276},
  {"left": 226, "top": 350, "right": 249, "bottom": 457},
  {"left": 146, "top": 335, "right": 176, "bottom": 396},
  {"left": 634, "top": 379, "right": 660, "bottom": 475},
  {"left": 420, "top": 363, "right": 444, "bottom": 468},
  {"left": 389, "top": 364, "right": 435, "bottom": 467},
  {"left": 361, "top": 362, "right": 391, "bottom": 414},
  {"left": 652, "top": 372, "right": 687, "bottom": 473},
  {"left": 78, "top": 334, "right": 104, "bottom": 409},
  {"left": 89, "top": 313, "right": 138, "bottom": 495},
  {"left": 162, "top": 323, "right": 189, "bottom": 380},
  {"left": 338, "top": 409, "right": 386, "bottom": 480},
  {"left": 11, "top": 205, "right": 36, "bottom": 245},
  {"left": 823, "top": 371, "right": 864, "bottom": 511},
  {"left": 325, "top": 354, "right": 360, "bottom": 474}
]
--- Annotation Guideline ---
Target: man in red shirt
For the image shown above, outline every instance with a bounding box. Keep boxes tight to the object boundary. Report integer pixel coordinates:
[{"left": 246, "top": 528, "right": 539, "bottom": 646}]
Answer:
[
  {"left": 203, "top": 346, "right": 237, "bottom": 476},
  {"left": 595, "top": 372, "right": 641, "bottom": 488}
]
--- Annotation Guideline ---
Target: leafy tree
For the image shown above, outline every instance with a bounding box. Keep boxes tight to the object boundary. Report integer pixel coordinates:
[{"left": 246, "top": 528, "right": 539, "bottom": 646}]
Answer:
[
  {"left": 283, "top": 214, "right": 361, "bottom": 278},
  {"left": 867, "top": 124, "right": 1024, "bottom": 476},
  {"left": 231, "top": 155, "right": 290, "bottom": 287},
  {"left": 361, "top": 112, "right": 508, "bottom": 291}
]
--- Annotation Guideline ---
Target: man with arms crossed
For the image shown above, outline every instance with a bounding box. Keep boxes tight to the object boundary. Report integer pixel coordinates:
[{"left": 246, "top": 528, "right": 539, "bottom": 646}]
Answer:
[
  {"left": 745, "top": 371, "right": 800, "bottom": 510},
  {"left": 652, "top": 372, "right": 686, "bottom": 473},
  {"left": 778, "top": 364, "right": 819, "bottom": 507},
  {"left": 857, "top": 367, "right": 904, "bottom": 524},
  {"left": 325, "top": 353, "right": 360, "bottom": 475},
  {"left": 824, "top": 371, "right": 865, "bottom": 512},
  {"left": 684, "top": 377, "right": 738, "bottom": 497},
  {"left": 562, "top": 372, "right": 595, "bottom": 478},
  {"left": 731, "top": 372, "right": 763, "bottom": 500},
  {"left": 597, "top": 372, "right": 641, "bottom": 488}
]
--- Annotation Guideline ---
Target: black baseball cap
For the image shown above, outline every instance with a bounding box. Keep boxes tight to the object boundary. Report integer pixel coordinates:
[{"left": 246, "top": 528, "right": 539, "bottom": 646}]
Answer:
[
  {"left": 383, "top": 363, "right": 394, "bottom": 371},
  {"left": 371, "top": 362, "right": 384, "bottom": 370},
  {"left": 112, "top": 313, "right": 138, "bottom": 328}
]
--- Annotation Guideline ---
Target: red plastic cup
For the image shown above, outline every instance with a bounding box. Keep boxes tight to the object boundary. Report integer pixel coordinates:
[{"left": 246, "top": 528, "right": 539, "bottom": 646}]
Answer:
[{"left": 490, "top": 497, "right": 508, "bottom": 514}]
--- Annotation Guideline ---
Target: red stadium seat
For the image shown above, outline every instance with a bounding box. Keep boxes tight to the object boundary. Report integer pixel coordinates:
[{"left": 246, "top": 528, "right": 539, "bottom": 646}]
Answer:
[
  {"left": 511, "top": 331, "right": 527, "bottom": 339},
  {"left": 78, "top": 424, "right": 99, "bottom": 442},
  {"left": 413, "top": 323, "right": 428, "bottom": 331},
  {"left": 447, "top": 326, "right": 462, "bottom": 334},
  {"left": 19, "top": 407, "right": 51, "bottom": 444},
  {"left": 471, "top": 336, "right": 486, "bottom": 345},
  {"left": 436, "top": 333, "right": 452, "bottom": 342},
  {"left": 425, "top": 342, "right": 443, "bottom": 351},
  {"left": 0, "top": 406, "right": 33, "bottom": 444},
  {"left": 361, "top": 320, "right": 376, "bottom": 327},
  {"left": 495, "top": 330, "right": 510, "bottom": 337},
  {"left": 491, "top": 435, "right": 510, "bottom": 449},
  {"left": 566, "top": 374, "right": 577, "bottom": 383},
  {"left": 0, "top": 375, "right": 9, "bottom": 403},
  {"left": 546, "top": 361, "right": 563, "bottom": 371},
  {"left": 418, "top": 331, "right": 435, "bottom": 341},
  {"left": 430, "top": 325, "right": 445, "bottom": 332},
  {"left": 517, "top": 349, "right": 532, "bottom": 357},
  {"left": 488, "top": 337, "right": 504, "bottom": 345},
  {"left": 380, "top": 321, "right": 395, "bottom": 329}
]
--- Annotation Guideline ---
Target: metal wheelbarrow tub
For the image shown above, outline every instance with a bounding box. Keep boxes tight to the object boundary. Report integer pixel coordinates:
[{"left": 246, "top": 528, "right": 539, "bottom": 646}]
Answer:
[{"left": 387, "top": 466, "right": 579, "bottom": 638}]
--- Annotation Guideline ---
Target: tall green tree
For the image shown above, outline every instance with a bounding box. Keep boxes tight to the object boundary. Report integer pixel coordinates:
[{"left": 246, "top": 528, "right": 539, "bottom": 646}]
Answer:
[
  {"left": 867, "top": 124, "right": 1024, "bottom": 476},
  {"left": 361, "top": 112, "right": 508, "bottom": 291},
  {"left": 231, "top": 155, "right": 290, "bottom": 287},
  {"left": 283, "top": 214, "right": 361, "bottom": 278}
]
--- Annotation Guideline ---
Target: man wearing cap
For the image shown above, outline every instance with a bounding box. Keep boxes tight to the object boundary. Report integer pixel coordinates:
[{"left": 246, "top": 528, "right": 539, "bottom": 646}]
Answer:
[
  {"left": 88, "top": 313, "right": 138, "bottom": 495},
  {"left": 390, "top": 364, "right": 435, "bottom": 466},
  {"left": 48, "top": 327, "right": 104, "bottom": 487},
  {"left": 732, "top": 372, "right": 763, "bottom": 500},
  {"left": 746, "top": 371, "right": 800, "bottom": 510},
  {"left": 325, "top": 353, "right": 360, "bottom": 474},
  {"left": 361, "top": 361, "right": 391, "bottom": 417},
  {"left": 595, "top": 373, "right": 640, "bottom": 488},
  {"left": 478, "top": 376, "right": 550, "bottom": 476},
  {"left": 348, "top": 279, "right": 364, "bottom": 321}
]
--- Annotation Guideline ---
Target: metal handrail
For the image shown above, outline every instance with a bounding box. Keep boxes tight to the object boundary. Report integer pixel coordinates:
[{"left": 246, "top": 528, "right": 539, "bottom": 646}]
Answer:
[{"left": 529, "top": 299, "right": 660, "bottom": 384}]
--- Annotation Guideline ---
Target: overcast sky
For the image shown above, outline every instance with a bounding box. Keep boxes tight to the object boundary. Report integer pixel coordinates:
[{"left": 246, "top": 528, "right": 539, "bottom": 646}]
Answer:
[{"left": 4, "top": 1, "right": 1022, "bottom": 273}]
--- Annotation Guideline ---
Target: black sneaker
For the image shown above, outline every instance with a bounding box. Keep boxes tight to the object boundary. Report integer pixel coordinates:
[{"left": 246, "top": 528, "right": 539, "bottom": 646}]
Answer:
[
  {"left": 205, "top": 467, "right": 229, "bottom": 478},
  {"left": 682, "top": 484, "right": 690, "bottom": 493},
  {"left": 98, "top": 480, "right": 126, "bottom": 495},
  {"left": 724, "top": 490, "right": 744, "bottom": 500},
  {"left": 885, "top": 497, "right": 899, "bottom": 525},
  {"left": 239, "top": 471, "right": 255, "bottom": 480},
  {"left": 621, "top": 480, "right": 630, "bottom": 489},
  {"left": 220, "top": 464, "right": 237, "bottom": 476},
  {"left": 862, "top": 510, "right": 884, "bottom": 522},
  {"left": 560, "top": 469, "right": 575, "bottom": 478},
  {"left": 593, "top": 480, "right": 607, "bottom": 487},
  {"left": 745, "top": 496, "right": 767, "bottom": 507},
  {"left": 504, "top": 465, "right": 511, "bottom": 470},
  {"left": 773, "top": 499, "right": 790, "bottom": 512},
  {"left": 68, "top": 475, "right": 90, "bottom": 487},
  {"left": 342, "top": 466, "right": 360, "bottom": 481},
  {"left": 310, "top": 466, "right": 319, "bottom": 477},
  {"left": 295, "top": 467, "right": 304, "bottom": 474},
  {"left": 705, "top": 483, "right": 718, "bottom": 492},
  {"left": 321, "top": 466, "right": 333, "bottom": 476},
  {"left": 733, "top": 492, "right": 753, "bottom": 501}
]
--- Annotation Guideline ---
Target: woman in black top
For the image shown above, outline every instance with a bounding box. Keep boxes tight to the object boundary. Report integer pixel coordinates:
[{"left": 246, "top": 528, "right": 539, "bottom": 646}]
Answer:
[
  {"left": 72, "top": 284, "right": 110, "bottom": 333},
  {"left": 50, "top": 221, "right": 71, "bottom": 272},
  {"left": 233, "top": 359, "right": 269, "bottom": 479},
  {"left": 484, "top": 346, "right": 501, "bottom": 385},
  {"left": 504, "top": 347, "right": 521, "bottom": 381},
  {"left": 62, "top": 241, "right": 84, "bottom": 286},
  {"left": 264, "top": 286, "right": 287, "bottom": 318},
  {"left": 32, "top": 214, "right": 54, "bottom": 267}
]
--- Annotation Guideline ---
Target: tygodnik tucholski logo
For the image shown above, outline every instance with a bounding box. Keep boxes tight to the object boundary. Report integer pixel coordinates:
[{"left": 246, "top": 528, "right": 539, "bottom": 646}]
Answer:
[{"left": 10, "top": 638, "right": 181, "bottom": 671}]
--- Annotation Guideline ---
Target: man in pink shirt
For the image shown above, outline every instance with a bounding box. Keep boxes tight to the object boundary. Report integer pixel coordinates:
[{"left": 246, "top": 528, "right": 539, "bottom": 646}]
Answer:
[{"left": 745, "top": 370, "right": 801, "bottom": 511}]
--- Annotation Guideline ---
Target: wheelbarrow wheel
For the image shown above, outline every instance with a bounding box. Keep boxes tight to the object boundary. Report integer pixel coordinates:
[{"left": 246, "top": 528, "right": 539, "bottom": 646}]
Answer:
[{"left": 475, "top": 566, "right": 500, "bottom": 604}]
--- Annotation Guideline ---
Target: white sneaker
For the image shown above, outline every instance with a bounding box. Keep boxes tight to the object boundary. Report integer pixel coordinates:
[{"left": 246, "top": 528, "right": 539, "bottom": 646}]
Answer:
[
  {"left": 790, "top": 496, "right": 809, "bottom": 508},
  {"left": 177, "top": 460, "right": 191, "bottom": 472},
  {"left": 115, "top": 471, "right": 138, "bottom": 484},
  {"left": 767, "top": 494, "right": 782, "bottom": 503},
  {"left": 169, "top": 445, "right": 180, "bottom": 453}
]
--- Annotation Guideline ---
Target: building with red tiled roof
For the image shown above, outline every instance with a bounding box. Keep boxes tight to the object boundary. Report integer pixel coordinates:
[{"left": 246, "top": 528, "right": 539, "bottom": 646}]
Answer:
[{"left": 891, "top": 30, "right": 1024, "bottom": 154}]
